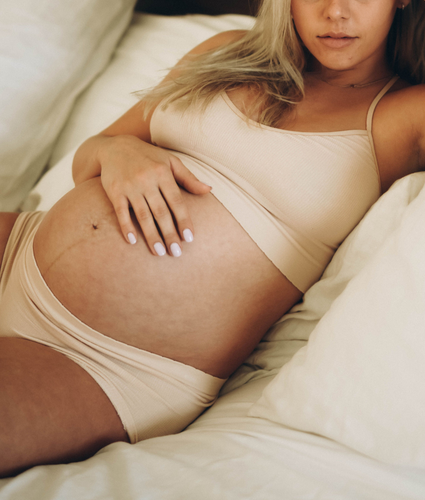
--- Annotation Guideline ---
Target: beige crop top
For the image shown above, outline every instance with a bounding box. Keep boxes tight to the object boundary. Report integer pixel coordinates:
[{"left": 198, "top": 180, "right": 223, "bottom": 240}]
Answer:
[{"left": 150, "top": 76, "right": 398, "bottom": 293}]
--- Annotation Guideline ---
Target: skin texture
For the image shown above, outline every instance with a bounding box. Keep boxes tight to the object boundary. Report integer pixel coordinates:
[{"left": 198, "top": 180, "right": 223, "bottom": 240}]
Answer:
[
  {"left": 33, "top": 177, "right": 301, "bottom": 378},
  {"left": 1, "top": 0, "right": 425, "bottom": 477},
  {"left": 0, "top": 338, "right": 129, "bottom": 477},
  {"left": 291, "top": 0, "right": 403, "bottom": 81},
  {"left": 287, "top": 0, "right": 424, "bottom": 194}
]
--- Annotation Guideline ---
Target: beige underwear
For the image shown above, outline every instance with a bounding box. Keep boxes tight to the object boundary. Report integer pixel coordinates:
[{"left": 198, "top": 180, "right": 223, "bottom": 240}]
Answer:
[{"left": 0, "top": 211, "right": 226, "bottom": 443}]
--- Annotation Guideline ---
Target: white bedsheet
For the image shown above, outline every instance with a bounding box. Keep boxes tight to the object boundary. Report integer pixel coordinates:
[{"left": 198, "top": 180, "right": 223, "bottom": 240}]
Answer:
[
  {"left": 2, "top": 377, "right": 425, "bottom": 499},
  {"left": 2, "top": 11, "right": 425, "bottom": 500}
]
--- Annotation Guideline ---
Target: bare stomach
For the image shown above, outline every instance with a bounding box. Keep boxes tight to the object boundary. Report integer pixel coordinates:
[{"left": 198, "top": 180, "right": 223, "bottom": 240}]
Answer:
[{"left": 33, "top": 177, "right": 303, "bottom": 378}]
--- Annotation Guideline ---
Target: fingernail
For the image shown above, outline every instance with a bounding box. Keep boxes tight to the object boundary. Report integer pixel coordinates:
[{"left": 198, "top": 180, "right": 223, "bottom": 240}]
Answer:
[
  {"left": 170, "top": 242, "right": 182, "bottom": 257},
  {"left": 183, "top": 229, "right": 193, "bottom": 242},
  {"left": 154, "top": 242, "right": 166, "bottom": 256},
  {"left": 128, "top": 232, "right": 137, "bottom": 245}
]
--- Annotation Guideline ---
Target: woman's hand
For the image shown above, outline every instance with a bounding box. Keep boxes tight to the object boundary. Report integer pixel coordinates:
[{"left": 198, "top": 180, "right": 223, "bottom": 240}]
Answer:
[{"left": 98, "top": 134, "right": 211, "bottom": 256}]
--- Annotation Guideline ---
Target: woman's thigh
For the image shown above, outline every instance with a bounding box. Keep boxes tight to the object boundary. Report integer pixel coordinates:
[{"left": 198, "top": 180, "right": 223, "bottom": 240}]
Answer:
[
  {"left": 0, "top": 338, "right": 129, "bottom": 478},
  {"left": 0, "top": 213, "right": 20, "bottom": 268}
]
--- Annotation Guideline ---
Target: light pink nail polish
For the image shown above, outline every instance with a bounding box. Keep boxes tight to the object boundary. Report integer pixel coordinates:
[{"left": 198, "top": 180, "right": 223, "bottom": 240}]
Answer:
[
  {"left": 183, "top": 229, "right": 193, "bottom": 242},
  {"left": 170, "top": 243, "right": 182, "bottom": 257},
  {"left": 154, "top": 242, "right": 166, "bottom": 256},
  {"left": 128, "top": 232, "right": 137, "bottom": 245}
]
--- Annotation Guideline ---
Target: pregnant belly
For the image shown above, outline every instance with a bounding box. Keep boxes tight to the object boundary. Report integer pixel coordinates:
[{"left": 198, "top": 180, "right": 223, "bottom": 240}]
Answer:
[{"left": 33, "top": 177, "right": 302, "bottom": 377}]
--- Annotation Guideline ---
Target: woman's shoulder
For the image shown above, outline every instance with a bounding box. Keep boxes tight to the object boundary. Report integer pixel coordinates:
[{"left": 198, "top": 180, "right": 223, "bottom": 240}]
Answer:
[
  {"left": 377, "top": 80, "right": 425, "bottom": 131},
  {"left": 150, "top": 29, "right": 249, "bottom": 97},
  {"left": 384, "top": 79, "right": 425, "bottom": 109},
  {"left": 374, "top": 80, "right": 425, "bottom": 179},
  {"left": 397, "top": 84, "right": 425, "bottom": 171}
]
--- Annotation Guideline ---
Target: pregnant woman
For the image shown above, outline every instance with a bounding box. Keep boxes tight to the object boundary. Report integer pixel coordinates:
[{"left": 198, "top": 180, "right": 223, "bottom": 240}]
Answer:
[{"left": 1, "top": 0, "right": 425, "bottom": 477}]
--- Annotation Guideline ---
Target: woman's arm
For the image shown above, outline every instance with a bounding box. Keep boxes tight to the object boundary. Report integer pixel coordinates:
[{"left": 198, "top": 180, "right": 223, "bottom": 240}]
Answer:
[
  {"left": 71, "top": 30, "right": 246, "bottom": 254},
  {"left": 72, "top": 29, "right": 247, "bottom": 183},
  {"left": 397, "top": 84, "right": 425, "bottom": 175}
]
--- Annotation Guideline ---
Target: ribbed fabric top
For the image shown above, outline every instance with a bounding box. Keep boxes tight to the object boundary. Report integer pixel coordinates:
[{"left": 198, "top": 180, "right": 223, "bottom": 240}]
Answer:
[{"left": 150, "top": 76, "right": 398, "bottom": 292}]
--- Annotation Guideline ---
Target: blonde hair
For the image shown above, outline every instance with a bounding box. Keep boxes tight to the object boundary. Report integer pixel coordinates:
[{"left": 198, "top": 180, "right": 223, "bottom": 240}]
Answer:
[
  {"left": 137, "top": 0, "right": 425, "bottom": 128},
  {"left": 137, "top": 0, "right": 305, "bottom": 127}
]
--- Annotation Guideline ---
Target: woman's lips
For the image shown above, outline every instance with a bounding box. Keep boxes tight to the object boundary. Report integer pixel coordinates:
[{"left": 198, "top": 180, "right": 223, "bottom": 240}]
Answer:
[{"left": 317, "top": 35, "right": 357, "bottom": 49}]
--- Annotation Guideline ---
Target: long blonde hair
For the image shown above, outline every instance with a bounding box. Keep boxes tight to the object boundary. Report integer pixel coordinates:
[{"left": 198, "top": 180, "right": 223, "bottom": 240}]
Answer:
[{"left": 137, "top": 0, "right": 425, "bottom": 128}]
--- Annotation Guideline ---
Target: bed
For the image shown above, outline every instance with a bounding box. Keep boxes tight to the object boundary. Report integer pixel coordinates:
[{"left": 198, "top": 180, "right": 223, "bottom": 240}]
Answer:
[{"left": 2, "top": 2, "right": 425, "bottom": 498}]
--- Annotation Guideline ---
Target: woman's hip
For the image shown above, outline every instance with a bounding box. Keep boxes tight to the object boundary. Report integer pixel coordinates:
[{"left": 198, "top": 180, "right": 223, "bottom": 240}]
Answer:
[{"left": 0, "top": 211, "right": 225, "bottom": 443}]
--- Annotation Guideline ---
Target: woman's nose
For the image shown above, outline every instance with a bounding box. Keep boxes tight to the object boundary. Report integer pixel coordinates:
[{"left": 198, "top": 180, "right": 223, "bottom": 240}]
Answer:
[{"left": 322, "top": 0, "right": 350, "bottom": 20}]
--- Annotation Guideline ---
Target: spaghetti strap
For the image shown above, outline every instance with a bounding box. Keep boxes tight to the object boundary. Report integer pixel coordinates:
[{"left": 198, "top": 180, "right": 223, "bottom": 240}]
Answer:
[
  {"left": 366, "top": 75, "right": 399, "bottom": 132},
  {"left": 365, "top": 75, "right": 399, "bottom": 196}
]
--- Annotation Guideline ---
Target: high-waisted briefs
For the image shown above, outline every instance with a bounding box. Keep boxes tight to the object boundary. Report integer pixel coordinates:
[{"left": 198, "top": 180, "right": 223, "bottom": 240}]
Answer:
[{"left": 0, "top": 211, "right": 226, "bottom": 443}]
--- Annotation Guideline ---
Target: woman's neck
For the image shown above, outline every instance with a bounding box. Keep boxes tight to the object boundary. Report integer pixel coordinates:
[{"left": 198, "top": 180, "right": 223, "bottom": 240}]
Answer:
[{"left": 306, "top": 56, "right": 393, "bottom": 89}]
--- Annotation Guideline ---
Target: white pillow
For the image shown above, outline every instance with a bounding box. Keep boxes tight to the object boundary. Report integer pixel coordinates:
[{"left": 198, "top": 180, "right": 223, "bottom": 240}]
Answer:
[
  {"left": 0, "top": 0, "right": 136, "bottom": 211},
  {"left": 221, "top": 171, "right": 425, "bottom": 394},
  {"left": 249, "top": 173, "right": 425, "bottom": 468}
]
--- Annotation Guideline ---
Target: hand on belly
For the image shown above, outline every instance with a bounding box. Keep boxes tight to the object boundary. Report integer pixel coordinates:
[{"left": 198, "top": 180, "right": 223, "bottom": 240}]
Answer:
[{"left": 33, "top": 177, "right": 302, "bottom": 377}]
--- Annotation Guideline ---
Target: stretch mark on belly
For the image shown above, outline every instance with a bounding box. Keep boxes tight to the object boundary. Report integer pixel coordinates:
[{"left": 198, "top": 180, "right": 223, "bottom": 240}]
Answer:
[{"left": 37, "top": 233, "right": 95, "bottom": 279}]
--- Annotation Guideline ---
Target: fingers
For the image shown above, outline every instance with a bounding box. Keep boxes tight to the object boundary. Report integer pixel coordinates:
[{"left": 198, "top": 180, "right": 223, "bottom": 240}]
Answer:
[
  {"left": 140, "top": 189, "right": 185, "bottom": 257},
  {"left": 170, "top": 157, "right": 212, "bottom": 194},
  {"left": 129, "top": 163, "right": 207, "bottom": 257},
  {"left": 103, "top": 150, "right": 211, "bottom": 256},
  {"left": 112, "top": 196, "right": 144, "bottom": 246},
  {"left": 113, "top": 194, "right": 166, "bottom": 256},
  {"left": 113, "top": 187, "right": 195, "bottom": 258}
]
